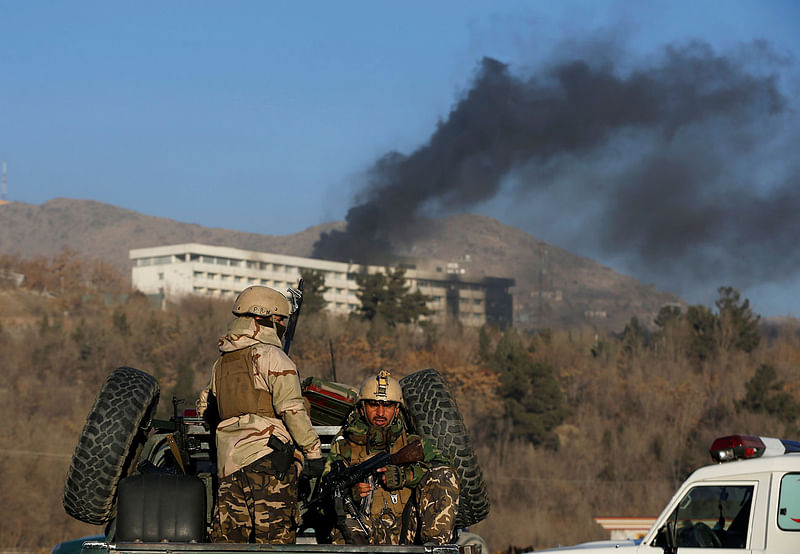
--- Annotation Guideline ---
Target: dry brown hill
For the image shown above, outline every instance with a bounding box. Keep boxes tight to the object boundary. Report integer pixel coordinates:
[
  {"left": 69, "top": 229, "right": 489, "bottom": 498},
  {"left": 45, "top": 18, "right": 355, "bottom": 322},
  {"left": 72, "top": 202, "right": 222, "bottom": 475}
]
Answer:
[
  {"left": 0, "top": 198, "right": 679, "bottom": 330},
  {"left": 403, "top": 215, "right": 680, "bottom": 330},
  {"left": 0, "top": 197, "right": 342, "bottom": 272}
]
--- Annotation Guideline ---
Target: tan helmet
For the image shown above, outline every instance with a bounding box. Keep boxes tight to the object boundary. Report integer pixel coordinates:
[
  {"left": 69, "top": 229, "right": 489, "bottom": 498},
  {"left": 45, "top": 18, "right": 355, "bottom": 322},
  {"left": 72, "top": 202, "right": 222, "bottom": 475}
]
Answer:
[
  {"left": 358, "top": 369, "right": 403, "bottom": 405},
  {"left": 232, "top": 286, "right": 291, "bottom": 318}
]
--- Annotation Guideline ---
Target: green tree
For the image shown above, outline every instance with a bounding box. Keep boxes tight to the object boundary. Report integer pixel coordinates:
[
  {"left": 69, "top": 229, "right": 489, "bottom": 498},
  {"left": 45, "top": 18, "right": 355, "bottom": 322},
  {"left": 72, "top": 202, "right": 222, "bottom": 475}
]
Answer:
[
  {"left": 355, "top": 272, "right": 388, "bottom": 322},
  {"left": 739, "top": 363, "right": 800, "bottom": 424},
  {"left": 490, "top": 330, "right": 569, "bottom": 449},
  {"left": 715, "top": 286, "right": 760, "bottom": 353},
  {"left": 656, "top": 288, "right": 760, "bottom": 363},
  {"left": 620, "top": 316, "right": 649, "bottom": 355},
  {"left": 300, "top": 269, "right": 328, "bottom": 315},
  {"left": 654, "top": 304, "right": 682, "bottom": 329},
  {"left": 685, "top": 305, "right": 718, "bottom": 362},
  {"left": 355, "top": 267, "right": 431, "bottom": 326}
]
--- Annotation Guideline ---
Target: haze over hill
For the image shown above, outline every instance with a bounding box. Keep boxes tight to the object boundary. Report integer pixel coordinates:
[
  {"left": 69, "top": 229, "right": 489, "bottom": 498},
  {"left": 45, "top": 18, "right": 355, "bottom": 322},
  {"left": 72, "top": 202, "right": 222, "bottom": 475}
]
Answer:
[{"left": 0, "top": 198, "right": 679, "bottom": 330}]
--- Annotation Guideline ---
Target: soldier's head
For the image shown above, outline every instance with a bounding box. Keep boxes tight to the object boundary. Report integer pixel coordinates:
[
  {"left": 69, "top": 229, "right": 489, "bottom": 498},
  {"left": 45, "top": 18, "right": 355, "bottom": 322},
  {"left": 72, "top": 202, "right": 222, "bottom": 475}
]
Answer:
[
  {"left": 232, "top": 286, "right": 291, "bottom": 338},
  {"left": 358, "top": 369, "right": 403, "bottom": 427}
]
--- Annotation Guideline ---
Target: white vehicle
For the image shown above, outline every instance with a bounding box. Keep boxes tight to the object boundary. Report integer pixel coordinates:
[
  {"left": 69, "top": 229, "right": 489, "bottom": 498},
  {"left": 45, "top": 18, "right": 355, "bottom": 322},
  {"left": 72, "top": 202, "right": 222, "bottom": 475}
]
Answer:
[{"left": 540, "top": 435, "right": 800, "bottom": 553}]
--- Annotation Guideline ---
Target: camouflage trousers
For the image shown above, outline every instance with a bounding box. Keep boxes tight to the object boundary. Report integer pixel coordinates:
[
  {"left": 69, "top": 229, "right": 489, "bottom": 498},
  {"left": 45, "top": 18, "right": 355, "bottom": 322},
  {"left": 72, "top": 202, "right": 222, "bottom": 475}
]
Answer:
[
  {"left": 342, "top": 465, "right": 460, "bottom": 545},
  {"left": 211, "top": 456, "right": 299, "bottom": 544}
]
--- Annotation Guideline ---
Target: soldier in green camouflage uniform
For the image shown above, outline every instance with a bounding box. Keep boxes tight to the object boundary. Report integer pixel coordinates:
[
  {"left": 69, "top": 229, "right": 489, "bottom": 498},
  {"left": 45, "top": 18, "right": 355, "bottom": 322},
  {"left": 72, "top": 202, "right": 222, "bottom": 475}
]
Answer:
[
  {"left": 197, "top": 286, "right": 323, "bottom": 544},
  {"left": 324, "top": 370, "right": 459, "bottom": 545}
]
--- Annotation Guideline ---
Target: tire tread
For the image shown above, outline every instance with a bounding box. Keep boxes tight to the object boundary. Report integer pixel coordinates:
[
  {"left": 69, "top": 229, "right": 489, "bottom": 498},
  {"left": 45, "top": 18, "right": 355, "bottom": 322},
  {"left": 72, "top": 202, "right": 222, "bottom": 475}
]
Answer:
[
  {"left": 63, "top": 367, "right": 160, "bottom": 525},
  {"left": 400, "top": 369, "right": 489, "bottom": 527}
]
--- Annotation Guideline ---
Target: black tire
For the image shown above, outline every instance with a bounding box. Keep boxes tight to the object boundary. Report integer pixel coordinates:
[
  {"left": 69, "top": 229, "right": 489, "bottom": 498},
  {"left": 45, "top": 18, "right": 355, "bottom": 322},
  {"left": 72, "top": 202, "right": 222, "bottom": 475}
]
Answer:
[
  {"left": 400, "top": 368, "right": 490, "bottom": 527},
  {"left": 63, "top": 367, "right": 160, "bottom": 525}
]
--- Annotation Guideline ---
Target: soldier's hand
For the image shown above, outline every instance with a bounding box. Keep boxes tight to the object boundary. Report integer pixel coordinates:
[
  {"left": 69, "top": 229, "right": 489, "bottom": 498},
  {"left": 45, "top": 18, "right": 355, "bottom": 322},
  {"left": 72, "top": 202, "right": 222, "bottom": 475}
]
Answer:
[
  {"left": 382, "top": 464, "right": 407, "bottom": 490},
  {"left": 301, "top": 457, "right": 325, "bottom": 478},
  {"left": 355, "top": 482, "right": 372, "bottom": 497}
]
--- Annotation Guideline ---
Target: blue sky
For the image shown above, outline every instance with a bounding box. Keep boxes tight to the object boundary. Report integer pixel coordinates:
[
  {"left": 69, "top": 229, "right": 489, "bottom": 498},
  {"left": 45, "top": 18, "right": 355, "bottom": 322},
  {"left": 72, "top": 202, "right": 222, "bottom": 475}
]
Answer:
[{"left": 2, "top": 1, "right": 799, "bottom": 316}]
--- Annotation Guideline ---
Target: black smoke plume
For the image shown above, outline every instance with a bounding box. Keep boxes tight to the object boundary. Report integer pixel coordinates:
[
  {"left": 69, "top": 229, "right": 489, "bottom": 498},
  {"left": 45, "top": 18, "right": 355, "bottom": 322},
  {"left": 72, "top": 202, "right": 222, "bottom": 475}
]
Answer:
[{"left": 314, "top": 40, "right": 797, "bottom": 297}]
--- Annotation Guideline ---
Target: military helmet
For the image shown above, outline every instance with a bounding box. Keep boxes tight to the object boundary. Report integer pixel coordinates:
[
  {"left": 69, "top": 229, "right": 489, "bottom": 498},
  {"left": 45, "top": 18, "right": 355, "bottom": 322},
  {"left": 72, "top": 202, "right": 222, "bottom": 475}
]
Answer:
[
  {"left": 232, "top": 286, "right": 291, "bottom": 318},
  {"left": 358, "top": 369, "right": 403, "bottom": 406}
]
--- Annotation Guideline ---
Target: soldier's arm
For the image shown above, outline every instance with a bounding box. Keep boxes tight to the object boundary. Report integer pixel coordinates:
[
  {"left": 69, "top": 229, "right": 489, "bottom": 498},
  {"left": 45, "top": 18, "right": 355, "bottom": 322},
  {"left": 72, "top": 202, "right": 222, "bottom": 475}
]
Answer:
[
  {"left": 263, "top": 347, "right": 322, "bottom": 459},
  {"left": 323, "top": 437, "right": 345, "bottom": 475},
  {"left": 401, "top": 435, "right": 452, "bottom": 488},
  {"left": 195, "top": 361, "right": 218, "bottom": 417},
  {"left": 421, "top": 435, "right": 452, "bottom": 466}
]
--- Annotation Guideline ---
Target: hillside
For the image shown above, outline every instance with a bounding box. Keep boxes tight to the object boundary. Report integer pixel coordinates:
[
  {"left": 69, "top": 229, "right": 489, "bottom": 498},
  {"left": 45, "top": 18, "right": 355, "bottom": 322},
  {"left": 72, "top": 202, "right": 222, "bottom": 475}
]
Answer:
[
  {"left": 0, "top": 198, "right": 679, "bottom": 330},
  {"left": 403, "top": 215, "right": 680, "bottom": 330},
  {"left": 0, "top": 198, "right": 342, "bottom": 272},
  {"left": 0, "top": 280, "right": 794, "bottom": 551}
]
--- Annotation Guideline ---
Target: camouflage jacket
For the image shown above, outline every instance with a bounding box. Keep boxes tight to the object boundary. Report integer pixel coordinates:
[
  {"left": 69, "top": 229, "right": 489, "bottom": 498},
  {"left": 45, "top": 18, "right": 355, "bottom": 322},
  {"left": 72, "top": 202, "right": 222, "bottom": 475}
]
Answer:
[
  {"left": 198, "top": 316, "right": 321, "bottom": 477},
  {"left": 325, "top": 409, "right": 451, "bottom": 491}
]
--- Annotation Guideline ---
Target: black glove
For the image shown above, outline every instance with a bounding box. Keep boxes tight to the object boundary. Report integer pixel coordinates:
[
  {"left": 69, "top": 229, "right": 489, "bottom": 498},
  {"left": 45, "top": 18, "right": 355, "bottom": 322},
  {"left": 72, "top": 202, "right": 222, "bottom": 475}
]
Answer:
[
  {"left": 301, "top": 457, "right": 325, "bottom": 478},
  {"left": 383, "top": 464, "right": 408, "bottom": 490}
]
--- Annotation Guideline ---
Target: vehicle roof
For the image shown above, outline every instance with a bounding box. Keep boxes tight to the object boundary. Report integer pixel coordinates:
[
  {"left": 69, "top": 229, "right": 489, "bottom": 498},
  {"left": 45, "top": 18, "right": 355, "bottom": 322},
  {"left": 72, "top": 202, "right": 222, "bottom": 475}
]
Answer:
[
  {"left": 531, "top": 541, "right": 638, "bottom": 553},
  {"left": 687, "top": 452, "right": 800, "bottom": 481}
]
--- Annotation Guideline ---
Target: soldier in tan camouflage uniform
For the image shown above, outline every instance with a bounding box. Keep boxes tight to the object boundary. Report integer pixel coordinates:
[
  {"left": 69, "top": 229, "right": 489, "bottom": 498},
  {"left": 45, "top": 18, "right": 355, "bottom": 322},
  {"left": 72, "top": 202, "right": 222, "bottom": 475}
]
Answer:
[
  {"left": 324, "top": 370, "right": 459, "bottom": 545},
  {"left": 197, "top": 286, "right": 323, "bottom": 544}
]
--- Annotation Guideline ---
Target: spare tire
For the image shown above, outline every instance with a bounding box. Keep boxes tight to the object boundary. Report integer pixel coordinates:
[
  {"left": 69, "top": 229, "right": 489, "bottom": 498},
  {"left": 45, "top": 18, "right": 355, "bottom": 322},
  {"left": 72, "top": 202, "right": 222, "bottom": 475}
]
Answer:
[
  {"left": 63, "top": 367, "right": 160, "bottom": 525},
  {"left": 400, "top": 368, "right": 489, "bottom": 527}
]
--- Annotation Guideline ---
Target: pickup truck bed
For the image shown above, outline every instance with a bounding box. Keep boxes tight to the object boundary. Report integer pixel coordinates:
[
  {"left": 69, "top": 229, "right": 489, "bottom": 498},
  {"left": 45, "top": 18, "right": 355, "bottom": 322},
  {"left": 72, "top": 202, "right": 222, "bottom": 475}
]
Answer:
[{"left": 79, "top": 542, "right": 473, "bottom": 554}]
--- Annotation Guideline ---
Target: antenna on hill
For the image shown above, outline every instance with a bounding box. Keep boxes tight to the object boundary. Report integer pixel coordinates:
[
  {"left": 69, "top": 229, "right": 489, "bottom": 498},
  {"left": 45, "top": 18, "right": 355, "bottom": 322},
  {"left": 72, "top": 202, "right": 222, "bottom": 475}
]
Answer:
[{"left": 1, "top": 158, "right": 6, "bottom": 201}]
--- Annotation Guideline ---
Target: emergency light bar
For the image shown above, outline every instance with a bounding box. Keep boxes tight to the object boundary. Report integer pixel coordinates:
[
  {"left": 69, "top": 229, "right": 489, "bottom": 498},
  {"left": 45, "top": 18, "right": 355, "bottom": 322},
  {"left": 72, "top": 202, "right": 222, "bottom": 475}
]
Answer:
[{"left": 710, "top": 434, "right": 800, "bottom": 463}]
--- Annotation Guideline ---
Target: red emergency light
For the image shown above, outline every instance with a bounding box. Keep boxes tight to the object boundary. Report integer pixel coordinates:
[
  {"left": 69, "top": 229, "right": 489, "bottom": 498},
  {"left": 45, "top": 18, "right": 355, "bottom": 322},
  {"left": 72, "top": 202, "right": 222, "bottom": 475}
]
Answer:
[
  {"left": 710, "top": 435, "right": 766, "bottom": 463},
  {"left": 710, "top": 434, "right": 800, "bottom": 463}
]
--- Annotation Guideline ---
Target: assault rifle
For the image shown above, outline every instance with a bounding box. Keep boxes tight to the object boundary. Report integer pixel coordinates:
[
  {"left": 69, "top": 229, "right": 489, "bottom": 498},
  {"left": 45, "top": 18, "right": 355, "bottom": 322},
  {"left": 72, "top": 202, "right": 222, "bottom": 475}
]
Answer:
[
  {"left": 306, "top": 439, "right": 424, "bottom": 543},
  {"left": 283, "top": 278, "right": 304, "bottom": 356}
]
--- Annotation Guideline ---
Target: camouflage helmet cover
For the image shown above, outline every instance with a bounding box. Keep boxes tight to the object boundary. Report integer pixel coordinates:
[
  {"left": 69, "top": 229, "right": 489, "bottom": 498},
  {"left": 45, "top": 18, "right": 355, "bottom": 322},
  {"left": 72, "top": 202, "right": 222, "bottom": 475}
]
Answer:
[
  {"left": 358, "top": 369, "right": 403, "bottom": 405},
  {"left": 232, "top": 286, "right": 291, "bottom": 318}
]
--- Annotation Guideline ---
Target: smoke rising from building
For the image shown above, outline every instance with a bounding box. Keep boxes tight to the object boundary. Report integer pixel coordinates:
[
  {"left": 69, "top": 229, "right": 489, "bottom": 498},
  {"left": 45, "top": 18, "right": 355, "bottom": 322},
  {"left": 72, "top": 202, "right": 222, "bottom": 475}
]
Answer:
[{"left": 314, "top": 40, "right": 798, "bottom": 297}]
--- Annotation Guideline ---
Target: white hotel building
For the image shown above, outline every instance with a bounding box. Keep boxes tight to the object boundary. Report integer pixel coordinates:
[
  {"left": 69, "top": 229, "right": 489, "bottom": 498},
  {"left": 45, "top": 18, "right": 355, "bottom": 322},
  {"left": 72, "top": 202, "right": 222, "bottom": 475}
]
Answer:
[{"left": 130, "top": 243, "right": 513, "bottom": 328}]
